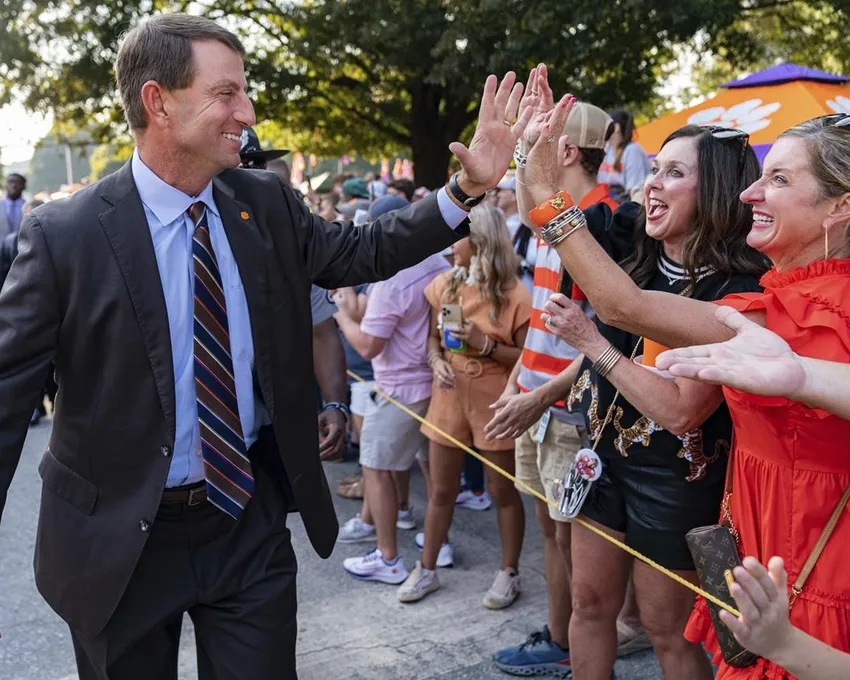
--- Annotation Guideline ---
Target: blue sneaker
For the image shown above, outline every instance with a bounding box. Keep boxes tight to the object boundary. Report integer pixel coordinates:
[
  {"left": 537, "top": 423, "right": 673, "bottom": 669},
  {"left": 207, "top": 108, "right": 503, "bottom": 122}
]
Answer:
[{"left": 492, "top": 626, "right": 572, "bottom": 677}]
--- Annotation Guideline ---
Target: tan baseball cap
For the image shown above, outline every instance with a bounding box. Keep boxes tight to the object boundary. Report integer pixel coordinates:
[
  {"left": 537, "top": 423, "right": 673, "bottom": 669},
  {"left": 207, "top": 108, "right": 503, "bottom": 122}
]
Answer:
[{"left": 562, "top": 102, "right": 614, "bottom": 150}]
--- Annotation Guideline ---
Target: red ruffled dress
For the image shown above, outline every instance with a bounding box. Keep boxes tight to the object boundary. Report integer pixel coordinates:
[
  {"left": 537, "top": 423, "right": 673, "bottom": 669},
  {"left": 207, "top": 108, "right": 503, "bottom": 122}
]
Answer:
[{"left": 684, "top": 260, "right": 850, "bottom": 678}]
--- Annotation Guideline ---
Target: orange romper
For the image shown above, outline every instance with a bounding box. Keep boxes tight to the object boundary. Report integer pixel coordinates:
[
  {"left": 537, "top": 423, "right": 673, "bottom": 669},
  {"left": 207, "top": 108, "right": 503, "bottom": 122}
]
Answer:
[
  {"left": 422, "top": 274, "right": 531, "bottom": 452},
  {"left": 685, "top": 259, "right": 850, "bottom": 679}
]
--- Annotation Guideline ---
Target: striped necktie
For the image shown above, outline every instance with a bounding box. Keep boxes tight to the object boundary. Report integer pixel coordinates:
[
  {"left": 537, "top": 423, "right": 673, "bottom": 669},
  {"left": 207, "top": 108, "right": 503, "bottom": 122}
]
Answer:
[{"left": 189, "top": 202, "right": 254, "bottom": 518}]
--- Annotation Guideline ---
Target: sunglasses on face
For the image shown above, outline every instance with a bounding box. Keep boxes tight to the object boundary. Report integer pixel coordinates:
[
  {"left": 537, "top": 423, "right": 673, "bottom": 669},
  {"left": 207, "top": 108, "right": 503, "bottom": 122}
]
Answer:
[{"left": 702, "top": 125, "right": 750, "bottom": 174}]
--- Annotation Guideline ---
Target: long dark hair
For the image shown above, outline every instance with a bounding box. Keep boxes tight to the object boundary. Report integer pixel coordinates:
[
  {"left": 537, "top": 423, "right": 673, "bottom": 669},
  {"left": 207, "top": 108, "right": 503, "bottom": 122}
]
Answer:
[
  {"left": 622, "top": 125, "right": 769, "bottom": 291},
  {"left": 610, "top": 109, "right": 635, "bottom": 171}
]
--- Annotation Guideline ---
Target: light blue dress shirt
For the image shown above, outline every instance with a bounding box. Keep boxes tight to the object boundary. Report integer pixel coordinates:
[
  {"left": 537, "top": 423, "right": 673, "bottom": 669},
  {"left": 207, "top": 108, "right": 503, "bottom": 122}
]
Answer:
[
  {"left": 132, "top": 152, "right": 266, "bottom": 487},
  {"left": 132, "top": 152, "right": 467, "bottom": 488}
]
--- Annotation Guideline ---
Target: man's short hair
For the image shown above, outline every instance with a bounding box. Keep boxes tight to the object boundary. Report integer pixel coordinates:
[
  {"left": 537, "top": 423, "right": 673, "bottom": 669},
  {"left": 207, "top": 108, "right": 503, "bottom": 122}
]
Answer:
[
  {"left": 388, "top": 178, "right": 415, "bottom": 201},
  {"left": 7, "top": 173, "right": 26, "bottom": 183},
  {"left": 115, "top": 14, "right": 245, "bottom": 131}
]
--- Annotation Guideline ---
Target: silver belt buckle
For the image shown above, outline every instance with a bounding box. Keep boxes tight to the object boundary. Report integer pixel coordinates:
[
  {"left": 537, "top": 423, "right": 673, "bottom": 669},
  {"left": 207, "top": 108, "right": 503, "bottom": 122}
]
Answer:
[{"left": 187, "top": 485, "right": 206, "bottom": 507}]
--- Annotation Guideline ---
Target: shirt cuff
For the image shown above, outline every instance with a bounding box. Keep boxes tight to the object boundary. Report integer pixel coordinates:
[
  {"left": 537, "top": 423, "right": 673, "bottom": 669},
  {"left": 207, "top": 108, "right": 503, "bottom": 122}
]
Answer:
[{"left": 436, "top": 186, "right": 469, "bottom": 230}]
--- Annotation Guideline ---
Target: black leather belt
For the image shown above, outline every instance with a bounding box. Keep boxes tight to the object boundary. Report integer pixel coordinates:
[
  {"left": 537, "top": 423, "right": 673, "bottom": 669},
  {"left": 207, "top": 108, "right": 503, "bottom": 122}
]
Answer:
[{"left": 161, "top": 481, "right": 207, "bottom": 506}]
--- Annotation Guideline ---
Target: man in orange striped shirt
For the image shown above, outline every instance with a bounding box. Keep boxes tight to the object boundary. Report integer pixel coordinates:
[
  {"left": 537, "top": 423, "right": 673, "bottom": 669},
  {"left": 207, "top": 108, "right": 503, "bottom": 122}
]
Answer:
[{"left": 485, "top": 103, "right": 640, "bottom": 676}]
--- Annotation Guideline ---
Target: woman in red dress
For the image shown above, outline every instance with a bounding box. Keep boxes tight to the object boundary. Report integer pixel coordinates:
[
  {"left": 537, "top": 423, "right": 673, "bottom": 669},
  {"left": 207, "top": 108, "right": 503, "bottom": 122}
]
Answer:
[{"left": 520, "top": 105, "right": 850, "bottom": 680}]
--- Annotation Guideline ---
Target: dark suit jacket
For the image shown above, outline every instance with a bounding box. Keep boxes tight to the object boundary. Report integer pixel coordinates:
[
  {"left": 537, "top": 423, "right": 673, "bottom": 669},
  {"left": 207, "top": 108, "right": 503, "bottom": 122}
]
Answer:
[{"left": 0, "top": 161, "right": 466, "bottom": 638}]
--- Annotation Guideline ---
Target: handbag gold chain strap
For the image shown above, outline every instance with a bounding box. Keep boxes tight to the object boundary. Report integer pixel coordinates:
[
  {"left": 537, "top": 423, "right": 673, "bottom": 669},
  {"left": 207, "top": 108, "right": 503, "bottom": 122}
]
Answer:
[{"left": 723, "top": 435, "right": 850, "bottom": 609}]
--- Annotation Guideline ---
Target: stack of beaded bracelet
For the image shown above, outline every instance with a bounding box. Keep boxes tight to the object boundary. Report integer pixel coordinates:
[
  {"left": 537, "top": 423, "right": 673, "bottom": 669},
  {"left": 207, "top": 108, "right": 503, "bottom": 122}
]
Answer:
[{"left": 539, "top": 205, "right": 587, "bottom": 247}]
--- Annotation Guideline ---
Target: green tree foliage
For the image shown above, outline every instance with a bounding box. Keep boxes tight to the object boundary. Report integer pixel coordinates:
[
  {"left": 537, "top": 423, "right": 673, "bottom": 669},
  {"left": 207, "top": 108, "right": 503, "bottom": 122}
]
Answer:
[
  {"left": 688, "top": 1, "right": 850, "bottom": 97},
  {"left": 2, "top": 0, "right": 847, "bottom": 187}
]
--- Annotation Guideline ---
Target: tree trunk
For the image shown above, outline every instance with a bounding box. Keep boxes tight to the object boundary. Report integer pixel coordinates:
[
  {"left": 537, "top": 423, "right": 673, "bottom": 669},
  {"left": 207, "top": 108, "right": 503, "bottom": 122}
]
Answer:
[{"left": 408, "top": 82, "right": 470, "bottom": 189}]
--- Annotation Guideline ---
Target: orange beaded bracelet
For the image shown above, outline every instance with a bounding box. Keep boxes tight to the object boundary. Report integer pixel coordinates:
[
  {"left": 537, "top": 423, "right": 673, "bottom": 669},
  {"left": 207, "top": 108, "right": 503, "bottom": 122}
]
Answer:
[{"left": 529, "top": 190, "right": 575, "bottom": 228}]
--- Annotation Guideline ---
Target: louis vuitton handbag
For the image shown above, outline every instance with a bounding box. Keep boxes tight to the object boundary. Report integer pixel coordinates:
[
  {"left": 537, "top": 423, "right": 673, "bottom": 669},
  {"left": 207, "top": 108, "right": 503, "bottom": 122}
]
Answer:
[{"left": 686, "top": 449, "right": 850, "bottom": 668}]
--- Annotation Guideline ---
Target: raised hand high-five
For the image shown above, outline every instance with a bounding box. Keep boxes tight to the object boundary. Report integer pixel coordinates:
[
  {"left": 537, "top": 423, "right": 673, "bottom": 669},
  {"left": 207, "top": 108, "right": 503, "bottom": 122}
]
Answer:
[
  {"left": 449, "top": 72, "right": 534, "bottom": 199},
  {"left": 517, "top": 64, "right": 556, "bottom": 152},
  {"left": 655, "top": 306, "right": 805, "bottom": 397}
]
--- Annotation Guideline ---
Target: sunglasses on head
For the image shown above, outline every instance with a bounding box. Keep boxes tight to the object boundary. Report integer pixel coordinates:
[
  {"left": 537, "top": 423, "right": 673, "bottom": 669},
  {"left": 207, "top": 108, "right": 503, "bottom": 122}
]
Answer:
[
  {"left": 816, "top": 113, "right": 850, "bottom": 128},
  {"left": 702, "top": 125, "right": 750, "bottom": 174}
]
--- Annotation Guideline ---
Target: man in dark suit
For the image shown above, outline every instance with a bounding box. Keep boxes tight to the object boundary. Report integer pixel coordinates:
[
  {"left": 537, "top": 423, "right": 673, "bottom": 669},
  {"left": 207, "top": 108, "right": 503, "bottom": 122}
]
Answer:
[{"left": 0, "top": 13, "right": 530, "bottom": 680}]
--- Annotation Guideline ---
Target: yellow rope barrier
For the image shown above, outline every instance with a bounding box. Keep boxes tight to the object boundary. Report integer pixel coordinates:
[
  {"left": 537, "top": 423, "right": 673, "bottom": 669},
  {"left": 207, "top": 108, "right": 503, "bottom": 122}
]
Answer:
[{"left": 346, "top": 369, "right": 741, "bottom": 618}]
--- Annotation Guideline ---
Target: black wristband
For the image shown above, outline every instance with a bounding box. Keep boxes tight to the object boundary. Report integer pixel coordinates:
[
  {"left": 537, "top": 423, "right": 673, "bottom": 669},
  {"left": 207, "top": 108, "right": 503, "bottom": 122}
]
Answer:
[{"left": 448, "top": 172, "right": 486, "bottom": 208}]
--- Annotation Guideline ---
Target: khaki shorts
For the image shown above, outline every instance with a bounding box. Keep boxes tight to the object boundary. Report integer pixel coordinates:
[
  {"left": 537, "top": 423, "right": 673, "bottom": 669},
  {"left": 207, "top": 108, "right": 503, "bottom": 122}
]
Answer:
[
  {"left": 515, "top": 414, "right": 586, "bottom": 521},
  {"left": 360, "top": 394, "right": 430, "bottom": 471}
]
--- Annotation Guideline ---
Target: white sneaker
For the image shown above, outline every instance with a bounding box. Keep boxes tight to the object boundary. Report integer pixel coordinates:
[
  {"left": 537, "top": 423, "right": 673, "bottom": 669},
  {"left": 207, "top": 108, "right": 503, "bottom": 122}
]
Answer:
[
  {"left": 337, "top": 514, "right": 376, "bottom": 544},
  {"left": 455, "top": 489, "right": 476, "bottom": 504},
  {"left": 396, "top": 508, "right": 416, "bottom": 530},
  {"left": 397, "top": 561, "right": 441, "bottom": 603},
  {"left": 482, "top": 568, "right": 520, "bottom": 609},
  {"left": 413, "top": 531, "right": 454, "bottom": 568},
  {"left": 457, "top": 490, "right": 492, "bottom": 511},
  {"left": 343, "top": 548, "right": 409, "bottom": 585}
]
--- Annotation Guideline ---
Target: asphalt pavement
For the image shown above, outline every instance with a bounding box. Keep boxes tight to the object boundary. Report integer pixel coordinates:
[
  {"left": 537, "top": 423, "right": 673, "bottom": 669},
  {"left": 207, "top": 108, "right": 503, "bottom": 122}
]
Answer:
[{"left": 0, "top": 420, "right": 662, "bottom": 679}]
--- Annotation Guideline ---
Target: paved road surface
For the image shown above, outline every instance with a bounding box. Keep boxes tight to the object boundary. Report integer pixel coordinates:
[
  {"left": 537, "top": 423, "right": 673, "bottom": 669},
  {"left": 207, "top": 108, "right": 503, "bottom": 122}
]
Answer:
[{"left": 0, "top": 421, "right": 662, "bottom": 679}]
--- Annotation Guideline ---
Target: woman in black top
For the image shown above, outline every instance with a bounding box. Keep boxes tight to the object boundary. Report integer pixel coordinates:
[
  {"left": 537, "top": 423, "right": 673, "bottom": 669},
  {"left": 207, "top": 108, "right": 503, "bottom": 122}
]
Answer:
[{"left": 540, "top": 126, "right": 768, "bottom": 680}]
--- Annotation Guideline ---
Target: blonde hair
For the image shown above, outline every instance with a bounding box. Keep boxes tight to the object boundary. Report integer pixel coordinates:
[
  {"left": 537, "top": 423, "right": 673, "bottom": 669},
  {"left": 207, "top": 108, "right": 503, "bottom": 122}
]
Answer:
[
  {"left": 779, "top": 117, "right": 850, "bottom": 245},
  {"left": 444, "top": 204, "right": 519, "bottom": 321}
]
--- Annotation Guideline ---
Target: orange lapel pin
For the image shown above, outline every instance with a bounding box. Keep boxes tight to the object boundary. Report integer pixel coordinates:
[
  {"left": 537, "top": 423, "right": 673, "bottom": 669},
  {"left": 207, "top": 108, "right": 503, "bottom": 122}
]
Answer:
[{"left": 240, "top": 211, "right": 250, "bottom": 220}]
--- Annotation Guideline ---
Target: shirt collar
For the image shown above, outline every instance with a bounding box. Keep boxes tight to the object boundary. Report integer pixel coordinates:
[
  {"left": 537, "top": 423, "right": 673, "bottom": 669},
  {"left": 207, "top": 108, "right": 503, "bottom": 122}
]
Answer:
[{"left": 131, "top": 150, "right": 218, "bottom": 226}]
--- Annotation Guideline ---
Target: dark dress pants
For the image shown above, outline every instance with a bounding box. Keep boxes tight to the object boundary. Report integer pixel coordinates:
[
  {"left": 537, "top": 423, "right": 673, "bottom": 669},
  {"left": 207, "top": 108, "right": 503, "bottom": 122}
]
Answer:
[{"left": 72, "top": 432, "right": 298, "bottom": 680}]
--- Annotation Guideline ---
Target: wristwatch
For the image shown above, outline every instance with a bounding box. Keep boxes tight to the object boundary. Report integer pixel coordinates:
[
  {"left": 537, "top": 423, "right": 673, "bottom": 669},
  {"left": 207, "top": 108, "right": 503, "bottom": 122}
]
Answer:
[
  {"left": 321, "top": 401, "right": 351, "bottom": 422},
  {"left": 448, "top": 172, "right": 486, "bottom": 208}
]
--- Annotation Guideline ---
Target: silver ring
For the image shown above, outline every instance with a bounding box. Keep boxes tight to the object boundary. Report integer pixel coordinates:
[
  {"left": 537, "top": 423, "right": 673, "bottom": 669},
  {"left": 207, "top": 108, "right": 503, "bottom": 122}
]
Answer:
[{"left": 546, "top": 135, "right": 556, "bottom": 144}]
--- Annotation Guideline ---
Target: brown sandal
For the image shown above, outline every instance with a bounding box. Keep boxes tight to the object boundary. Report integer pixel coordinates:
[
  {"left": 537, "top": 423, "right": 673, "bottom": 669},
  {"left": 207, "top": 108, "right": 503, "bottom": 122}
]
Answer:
[{"left": 337, "top": 476, "right": 364, "bottom": 499}]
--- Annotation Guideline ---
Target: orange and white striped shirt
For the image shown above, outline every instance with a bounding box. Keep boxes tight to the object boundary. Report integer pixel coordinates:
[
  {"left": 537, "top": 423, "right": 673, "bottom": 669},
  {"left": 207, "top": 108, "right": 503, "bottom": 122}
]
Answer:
[{"left": 517, "top": 185, "right": 619, "bottom": 416}]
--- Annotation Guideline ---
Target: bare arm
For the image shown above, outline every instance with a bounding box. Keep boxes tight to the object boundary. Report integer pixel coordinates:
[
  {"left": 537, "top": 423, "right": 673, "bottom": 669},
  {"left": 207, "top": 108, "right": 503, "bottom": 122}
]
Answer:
[
  {"left": 659, "top": 306, "right": 850, "bottom": 419},
  {"left": 450, "top": 319, "right": 526, "bottom": 368},
  {"left": 600, "top": 353, "right": 724, "bottom": 435},
  {"left": 334, "top": 310, "right": 387, "bottom": 362},
  {"left": 720, "top": 556, "right": 850, "bottom": 680},
  {"left": 312, "top": 317, "right": 348, "bottom": 460},
  {"left": 549, "top": 215, "right": 737, "bottom": 349},
  {"left": 518, "top": 95, "right": 748, "bottom": 349},
  {"left": 483, "top": 353, "right": 584, "bottom": 442},
  {"left": 544, "top": 294, "right": 724, "bottom": 434},
  {"left": 427, "top": 304, "right": 457, "bottom": 389},
  {"left": 793, "top": 357, "right": 850, "bottom": 418},
  {"left": 312, "top": 317, "right": 347, "bottom": 404}
]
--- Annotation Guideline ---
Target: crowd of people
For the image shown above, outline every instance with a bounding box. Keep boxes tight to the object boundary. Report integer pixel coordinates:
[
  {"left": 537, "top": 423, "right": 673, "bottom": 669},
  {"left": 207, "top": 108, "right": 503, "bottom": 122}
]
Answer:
[
  {"left": 284, "top": 67, "right": 849, "bottom": 680},
  {"left": 2, "top": 14, "right": 849, "bottom": 680}
]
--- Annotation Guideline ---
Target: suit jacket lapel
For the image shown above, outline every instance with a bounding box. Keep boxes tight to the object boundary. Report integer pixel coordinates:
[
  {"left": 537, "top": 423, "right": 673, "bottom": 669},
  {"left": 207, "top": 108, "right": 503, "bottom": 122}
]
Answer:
[
  {"left": 98, "top": 162, "right": 176, "bottom": 441},
  {"left": 213, "top": 179, "right": 276, "bottom": 417}
]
